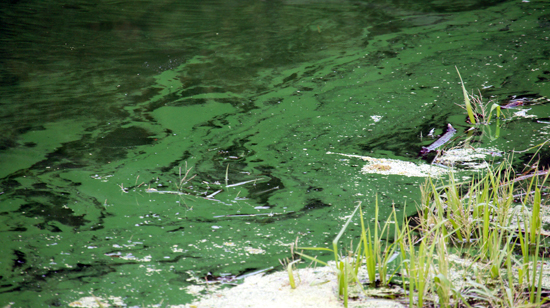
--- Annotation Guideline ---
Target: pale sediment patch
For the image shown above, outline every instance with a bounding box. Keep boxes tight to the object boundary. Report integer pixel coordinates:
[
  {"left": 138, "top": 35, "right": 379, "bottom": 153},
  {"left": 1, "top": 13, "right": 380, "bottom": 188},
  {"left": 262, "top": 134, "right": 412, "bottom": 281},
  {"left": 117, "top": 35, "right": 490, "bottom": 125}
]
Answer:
[
  {"left": 329, "top": 147, "right": 502, "bottom": 176},
  {"left": 327, "top": 152, "right": 447, "bottom": 178},
  {"left": 68, "top": 296, "right": 125, "bottom": 307},
  {"left": 181, "top": 265, "right": 405, "bottom": 308}
]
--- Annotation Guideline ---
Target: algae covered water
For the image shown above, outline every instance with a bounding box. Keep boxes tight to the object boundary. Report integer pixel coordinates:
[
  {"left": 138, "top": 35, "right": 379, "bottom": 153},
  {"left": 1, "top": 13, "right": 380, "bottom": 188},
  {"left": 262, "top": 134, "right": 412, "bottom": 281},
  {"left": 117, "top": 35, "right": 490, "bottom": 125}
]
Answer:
[{"left": 1, "top": 0, "right": 549, "bottom": 306}]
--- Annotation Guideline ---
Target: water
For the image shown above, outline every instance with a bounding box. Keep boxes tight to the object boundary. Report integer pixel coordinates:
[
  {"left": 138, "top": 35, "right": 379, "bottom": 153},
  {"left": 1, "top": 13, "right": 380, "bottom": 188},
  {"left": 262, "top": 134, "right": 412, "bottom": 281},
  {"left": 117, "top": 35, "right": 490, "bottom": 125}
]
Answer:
[{"left": 1, "top": 0, "right": 549, "bottom": 306}]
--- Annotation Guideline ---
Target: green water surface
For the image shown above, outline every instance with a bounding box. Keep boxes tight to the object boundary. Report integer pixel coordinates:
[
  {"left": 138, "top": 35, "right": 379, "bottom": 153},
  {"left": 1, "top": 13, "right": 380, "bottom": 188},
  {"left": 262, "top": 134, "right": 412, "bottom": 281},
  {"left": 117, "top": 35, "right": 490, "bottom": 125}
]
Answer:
[{"left": 1, "top": 0, "right": 549, "bottom": 306}]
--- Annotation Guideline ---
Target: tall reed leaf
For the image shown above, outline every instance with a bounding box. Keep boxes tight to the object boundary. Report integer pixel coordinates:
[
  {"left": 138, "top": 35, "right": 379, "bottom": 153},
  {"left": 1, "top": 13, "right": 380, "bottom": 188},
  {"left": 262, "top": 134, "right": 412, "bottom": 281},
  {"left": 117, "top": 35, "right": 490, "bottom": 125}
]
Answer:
[
  {"left": 530, "top": 187, "right": 541, "bottom": 245},
  {"left": 456, "top": 66, "right": 476, "bottom": 125}
]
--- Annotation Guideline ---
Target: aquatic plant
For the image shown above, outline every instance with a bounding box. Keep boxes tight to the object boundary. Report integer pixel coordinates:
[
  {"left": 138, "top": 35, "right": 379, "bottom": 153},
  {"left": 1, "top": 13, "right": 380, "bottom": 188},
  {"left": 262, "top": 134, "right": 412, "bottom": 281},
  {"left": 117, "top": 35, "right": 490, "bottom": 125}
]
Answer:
[
  {"left": 404, "top": 160, "right": 550, "bottom": 307},
  {"left": 295, "top": 201, "right": 404, "bottom": 307},
  {"left": 455, "top": 66, "right": 504, "bottom": 127},
  {"left": 286, "top": 158, "right": 550, "bottom": 307},
  {"left": 279, "top": 241, "right": 301, "bottom": 289},
  {"left": 359, "top": 197, "right": 402, "bottom": 287},
  {"left": 295, "top": 203, "right": 361, "bottom": 307},
  {"left": 456, "top": 66, "right": 477, "bottom": 125}
]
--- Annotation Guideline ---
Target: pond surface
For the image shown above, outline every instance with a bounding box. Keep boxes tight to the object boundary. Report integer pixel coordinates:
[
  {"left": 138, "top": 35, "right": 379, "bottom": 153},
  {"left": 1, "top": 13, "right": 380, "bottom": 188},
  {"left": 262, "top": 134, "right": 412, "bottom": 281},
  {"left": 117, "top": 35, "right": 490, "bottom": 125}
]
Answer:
[{"left": 1, "top": 0, "right": 549, "bottom": 306}]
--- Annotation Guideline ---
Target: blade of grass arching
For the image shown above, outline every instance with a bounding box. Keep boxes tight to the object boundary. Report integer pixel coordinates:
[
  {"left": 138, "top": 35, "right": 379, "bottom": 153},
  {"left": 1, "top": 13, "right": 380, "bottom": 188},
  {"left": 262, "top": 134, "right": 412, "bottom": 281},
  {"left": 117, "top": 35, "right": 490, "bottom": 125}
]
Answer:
[
  {"left": 294, "top": 252, "right": 329, "bottom": 267},
  {"left": 485, "top": 103, "right": 503, "bottom": 123},
  {"left": 296, "top": 247, "right": 333, "bottom": 252},
  {"left": 331, "top": 201, "right": 361, "bottom": 307},
  {"left": 456, "top": 66, "right": 476, "bottom": 125},
  {"left": 333, "top": 202, "right": 362, "bottom": 264}
]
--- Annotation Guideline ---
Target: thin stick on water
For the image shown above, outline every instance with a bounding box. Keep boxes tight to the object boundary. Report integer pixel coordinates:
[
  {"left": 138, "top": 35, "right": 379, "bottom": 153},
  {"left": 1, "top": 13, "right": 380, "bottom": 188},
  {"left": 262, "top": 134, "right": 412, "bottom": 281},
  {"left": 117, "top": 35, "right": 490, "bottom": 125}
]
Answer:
[
  {"left": 225, "top": 164, "right": 230, "bottom": 187},
  {"left": 226, "top": 178, "right": 264, "bottom": 188},
  {"left": 179, "top": 166, "right": 194, "bottom": 188}
]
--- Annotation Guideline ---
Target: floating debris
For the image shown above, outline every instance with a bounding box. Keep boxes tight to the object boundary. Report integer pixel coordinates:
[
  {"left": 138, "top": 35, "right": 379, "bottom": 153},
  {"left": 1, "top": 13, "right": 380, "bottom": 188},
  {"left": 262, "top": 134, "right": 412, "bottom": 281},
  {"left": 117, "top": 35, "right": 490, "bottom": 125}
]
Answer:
[
  {"left": 434, "top": 147, "right": 502, "bottom": 169},
  {"left": 244, "top": 247, "right": 266, "bottom": 254},
  {"left": 420, "top": 123, "right": 457, "bottom": 156},
  {"left": 145, "top": 187, "right": 186, "bottom": 195},
  {"left": 370, "top": 115, "right": 383, "bottom": 122},
  {"left": 500, "top": 95, "right": 550, "bottom": 109},
  {"left": 513, "top": 108, "right": 536, "bottom": 118},
  {"left": 501, "top": 98, "right": 529, "bottom": 109}
]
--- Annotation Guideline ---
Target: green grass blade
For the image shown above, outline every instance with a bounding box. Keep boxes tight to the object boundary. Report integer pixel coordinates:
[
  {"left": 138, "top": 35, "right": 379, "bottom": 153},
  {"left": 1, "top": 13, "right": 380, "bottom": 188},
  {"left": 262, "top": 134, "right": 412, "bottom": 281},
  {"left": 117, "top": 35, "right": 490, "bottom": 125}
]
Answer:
[
  {"left": 287, "top": 259, "right": 301, "bottom": 289},
  {"left": 294, "top": 252, "right": 329, "bottom": 267},
  {"left": 296, "top": 247, "right": 334, "bottom": 252},
  {"left": 530, "top": 187, "right": 541, "bottom": 244},
  {"left": 456, "top": 66, "right": 476, "bottom": 125},
  {"left": 333, "top": 202, "right": 361, "bottom": 263}
]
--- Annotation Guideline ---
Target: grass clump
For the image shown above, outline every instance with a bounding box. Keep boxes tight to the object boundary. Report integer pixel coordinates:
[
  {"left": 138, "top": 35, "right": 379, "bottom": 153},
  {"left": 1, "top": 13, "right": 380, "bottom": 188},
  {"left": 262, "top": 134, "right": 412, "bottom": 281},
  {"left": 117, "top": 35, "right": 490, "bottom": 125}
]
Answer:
[
  {"left": 455, "top": 66, "right": 504, "bottom": 126},
  {"left": 290, "top": 160, "right": 550, "bottom": 307}
]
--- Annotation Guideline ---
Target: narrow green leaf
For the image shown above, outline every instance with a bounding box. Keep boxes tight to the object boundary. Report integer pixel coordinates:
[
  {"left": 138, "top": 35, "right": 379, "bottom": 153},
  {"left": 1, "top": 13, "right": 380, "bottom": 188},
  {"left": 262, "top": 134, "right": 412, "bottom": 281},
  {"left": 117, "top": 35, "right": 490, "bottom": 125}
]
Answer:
[{"left": 456, "top": 66, "right": 476, "bottom": 125}]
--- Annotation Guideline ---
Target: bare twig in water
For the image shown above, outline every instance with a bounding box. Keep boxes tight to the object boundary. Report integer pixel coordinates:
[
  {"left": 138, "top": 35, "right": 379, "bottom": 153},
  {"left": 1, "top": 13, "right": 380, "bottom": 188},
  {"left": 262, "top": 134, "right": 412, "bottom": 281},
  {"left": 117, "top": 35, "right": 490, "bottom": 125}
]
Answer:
[
  {"left": 178, "top": 163, "right": 196, "bottom": 189},
  {"left": 226, "top": 178, "right": 264, "bottom": 188},
  {"left": 117, "top": 183, "right": 128, "bottom": 193}
]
